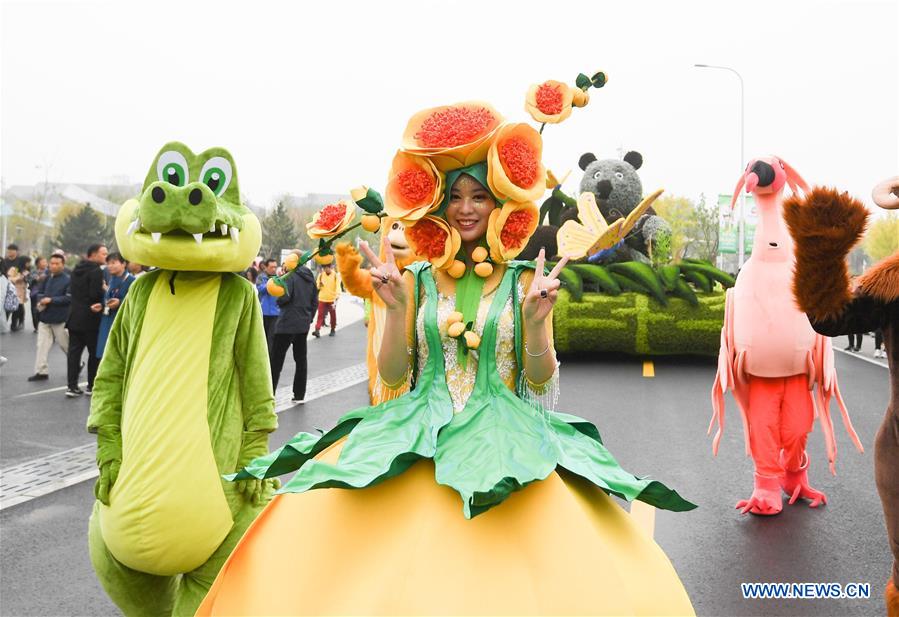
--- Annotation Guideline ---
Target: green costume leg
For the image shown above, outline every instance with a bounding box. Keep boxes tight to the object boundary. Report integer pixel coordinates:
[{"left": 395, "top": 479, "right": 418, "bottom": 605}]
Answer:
[
  {"left": 171, "top": 501, "right": 262, "bottom": 617},
  {"left": 88, "top": 501, "right": 177, "bottom": 617}
]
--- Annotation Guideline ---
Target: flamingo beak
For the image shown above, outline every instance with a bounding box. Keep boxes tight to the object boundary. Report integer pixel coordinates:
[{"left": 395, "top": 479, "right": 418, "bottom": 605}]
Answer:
[{"left": 745, "top": 172, "right": 760, "bottom": 194}]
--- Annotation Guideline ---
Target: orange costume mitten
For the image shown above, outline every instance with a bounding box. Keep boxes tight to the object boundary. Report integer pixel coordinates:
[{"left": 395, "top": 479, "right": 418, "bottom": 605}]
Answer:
[{"left": 335, "top": 218, "right": 423, "bottom": 404}]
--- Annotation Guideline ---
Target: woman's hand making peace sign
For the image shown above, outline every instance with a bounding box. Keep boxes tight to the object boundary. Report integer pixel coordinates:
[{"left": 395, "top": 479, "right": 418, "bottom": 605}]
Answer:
[
  {"left": 359, "top": 236, "right": 407, "bottom": 312},
  {"left": 522, "top": 248, "right": 568, "bottom": 325}
]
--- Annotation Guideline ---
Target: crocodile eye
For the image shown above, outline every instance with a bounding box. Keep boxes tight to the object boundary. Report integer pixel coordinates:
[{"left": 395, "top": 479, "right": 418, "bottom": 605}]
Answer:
[
  {"left": 157, "top": 151, "right": 190, "bottom": 187},
  {"left": 199, "top": 157, "right": 232, "bottom": 196}
]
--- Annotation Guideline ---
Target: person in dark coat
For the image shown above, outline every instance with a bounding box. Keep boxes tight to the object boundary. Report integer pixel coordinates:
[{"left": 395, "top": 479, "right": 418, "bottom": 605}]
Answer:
[
  {"left": 65, "top": 243, "right": 107, "bottom": 397},
  {"left": 785, "top": 182, "right": 899, "bottom": 616},
  {"left": 269, "top": 259, "right": 318, "bottom": 404},
  {"left": 96, "top": 252, "right": 135, "bottom": 359},
  {"left": 28, "top": 254, "right": 71, "bottom": 381}
]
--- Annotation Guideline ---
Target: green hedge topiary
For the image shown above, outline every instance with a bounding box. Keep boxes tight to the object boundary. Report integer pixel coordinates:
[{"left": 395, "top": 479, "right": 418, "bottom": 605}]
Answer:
[{"left": 553, "top": 289, "right": 725, "bottom": 356}]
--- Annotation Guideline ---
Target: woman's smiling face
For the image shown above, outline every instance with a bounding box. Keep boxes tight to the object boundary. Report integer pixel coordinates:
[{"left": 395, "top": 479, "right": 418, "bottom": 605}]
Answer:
[{"left": 445, "top": 174, "right": 495, "bottom": 244}]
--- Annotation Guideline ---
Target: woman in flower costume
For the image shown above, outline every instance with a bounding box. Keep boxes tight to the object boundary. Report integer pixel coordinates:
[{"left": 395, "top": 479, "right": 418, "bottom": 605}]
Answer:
[{"left": 198, "top": 95, "right": 696, "bottom": 616}]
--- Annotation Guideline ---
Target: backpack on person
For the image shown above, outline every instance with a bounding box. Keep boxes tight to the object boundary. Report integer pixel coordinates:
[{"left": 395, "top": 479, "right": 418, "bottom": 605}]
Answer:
[{"left": 3, "top": 279, "right": 20, "bottom": 313}]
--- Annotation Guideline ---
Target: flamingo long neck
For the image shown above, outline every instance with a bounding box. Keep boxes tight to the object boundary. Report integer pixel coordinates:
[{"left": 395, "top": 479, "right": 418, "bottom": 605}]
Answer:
[{"left": 752, "top": 191, "right": 793, "bottom": 262}]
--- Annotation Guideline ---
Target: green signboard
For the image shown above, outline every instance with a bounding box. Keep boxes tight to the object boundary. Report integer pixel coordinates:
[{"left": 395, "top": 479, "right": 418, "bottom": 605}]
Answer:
[{"left": 718, "top": 193, "right": 756, "bottom": 255}]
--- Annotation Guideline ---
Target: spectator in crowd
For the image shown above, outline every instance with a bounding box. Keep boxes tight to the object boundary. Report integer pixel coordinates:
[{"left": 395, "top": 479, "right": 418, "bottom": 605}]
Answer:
[
  {"left": 50, "top": 249, "right": 72, "bottom": 275},
  {"left": 28, "top": 257, "right": 48, "bottom": 332},
  {"left": 0, "top": 269, "right": 10, "bottom": 336},
  {"left": 127, "top": 261, "right": 145, "bottom": 277},
  {"left": 270, "top": 257, "right": 318, "bottom": 404},
  {"left": 96, "top": 253, "right": 135, "bottom": 359},
  {"left": 0, "top": 243, "right": 28, "bottom": 274},
  {"left": 243, "top": 266, "right": 258, "bottom": 284},
  {"left": 874, "top": 328, "right": 886, "bottom": 359},
  {"left": 256, "top": 258, "right": 280, "bottom": 348},
  {"left": 65, "top": 243, "right": 107, "bottom": 397},
  {"left": 5, "top": 265, "right": 27, "bottom": 331},
  {"left": 28, "top": 254, "right": 70, "bottom": 382},
  {"left": 313, "top": 262, "right": 339, "bottom": 338}
]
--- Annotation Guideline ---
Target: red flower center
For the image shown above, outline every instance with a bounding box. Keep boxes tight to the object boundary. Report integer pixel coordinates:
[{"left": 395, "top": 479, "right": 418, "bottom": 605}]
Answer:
[
  {"left": 397, "top": 167, "right": 436, "bottom": 205},
  {"left": 535, "top": 83, "right": 564, "bottom": 115},
  {"left": 316, "top": 203, "right": 347, "bottom": 231},
  {"left": 415, "top": 107, "right": 495, "bottom": 148},
  {"left": 406, "top": 219, "right": 448, "bottom": 259},
  {"left": 500, "top": 210, "right": 534, "bottom": 250},
  {"left": 500, "top": 137, "right": 539, "bottom": 188}
]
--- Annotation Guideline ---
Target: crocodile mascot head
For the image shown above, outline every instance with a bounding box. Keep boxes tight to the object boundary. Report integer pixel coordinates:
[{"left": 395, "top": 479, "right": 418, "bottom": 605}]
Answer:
[{"left": 116, "top": 142, "right": 261, "bottom": 271}]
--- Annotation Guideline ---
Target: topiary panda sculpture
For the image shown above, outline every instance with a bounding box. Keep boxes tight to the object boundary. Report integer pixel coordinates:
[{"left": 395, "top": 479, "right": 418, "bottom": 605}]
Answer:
[
  {"left": 519, "top": 150, "right": 671, "bottom": 263},
  {"left": 576, "top": 150, "right": 671, "bottom": 264}
]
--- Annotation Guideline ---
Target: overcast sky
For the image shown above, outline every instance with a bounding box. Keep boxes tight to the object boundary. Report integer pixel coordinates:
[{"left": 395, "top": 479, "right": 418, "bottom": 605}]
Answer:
[{"left": 2, "top": 0, "right": 897, "bottom": 214}]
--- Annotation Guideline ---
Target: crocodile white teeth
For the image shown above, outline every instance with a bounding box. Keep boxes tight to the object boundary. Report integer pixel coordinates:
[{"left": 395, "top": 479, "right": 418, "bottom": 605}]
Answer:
[
  {"left": 127, "top": 219, "right": 140, "bottom": 236},
  {"left": 220, "top": 224, "right": 228, "bottom": 236},
  {"left": 151, "top": 232, "right": 161, "bottom": 243},
  {"left": 230, "top": 227, "right": 239, "bottom": 243},
  {"left": 192, "top": 233, "right": 203, "bottom": 244},
  {"left": 209, "top": 222, "right": 216, "bottom": 233}
]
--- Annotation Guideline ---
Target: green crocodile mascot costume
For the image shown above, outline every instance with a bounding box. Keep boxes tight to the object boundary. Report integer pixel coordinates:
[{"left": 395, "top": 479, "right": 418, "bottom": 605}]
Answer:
[{"left": 86, "top": 142, "right": 279, "bottom": 616}]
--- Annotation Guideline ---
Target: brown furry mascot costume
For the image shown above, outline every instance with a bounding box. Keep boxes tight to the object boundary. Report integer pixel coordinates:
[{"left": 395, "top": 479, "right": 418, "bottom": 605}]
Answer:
[
  {"left": 335, "top": 218, "right": 423, "bottom": 404},
  {"left": 784, "top": 179, "right": 899, "bottom": 616}
]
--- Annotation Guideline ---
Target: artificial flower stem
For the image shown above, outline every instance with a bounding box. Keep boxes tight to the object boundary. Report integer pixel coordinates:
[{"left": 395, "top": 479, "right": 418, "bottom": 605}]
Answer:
[
  {"left": 539, "top": 122, "right": 546, "bottom": 135},
  {"left": 552, "top": 187, "right": 577, "bottom": 208},
  {"left": 454, "top": 267, "right": 485, "bottom": 369}
]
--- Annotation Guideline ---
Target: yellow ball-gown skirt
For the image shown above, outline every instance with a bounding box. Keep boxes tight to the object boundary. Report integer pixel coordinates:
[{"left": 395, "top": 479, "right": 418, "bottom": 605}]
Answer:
[{"left": 196, "top": 440, "right": 693, "bottom": 616}]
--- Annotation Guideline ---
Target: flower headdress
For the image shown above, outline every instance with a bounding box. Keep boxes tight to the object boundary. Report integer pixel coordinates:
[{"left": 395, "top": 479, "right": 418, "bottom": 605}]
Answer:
[{"left": 266, "top": 72, "right": 606, "bottom": 296}]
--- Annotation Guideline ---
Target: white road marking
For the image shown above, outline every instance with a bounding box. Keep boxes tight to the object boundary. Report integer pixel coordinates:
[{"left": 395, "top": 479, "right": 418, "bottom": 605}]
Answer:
[
  {"left": 834, "top": 347, "right": 888, "bottom": 369},
  {"left": 0, "top": 362, "right": 369, "bottom": 511}
]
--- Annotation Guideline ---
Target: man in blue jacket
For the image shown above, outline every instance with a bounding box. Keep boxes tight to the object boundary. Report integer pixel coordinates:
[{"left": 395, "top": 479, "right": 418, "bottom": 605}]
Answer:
[
  {"left": 28, "top": 254, "right": 71, "bottom": 382},
  {"left": 256, "top": 258, "right": 280, "bottom": 349}
]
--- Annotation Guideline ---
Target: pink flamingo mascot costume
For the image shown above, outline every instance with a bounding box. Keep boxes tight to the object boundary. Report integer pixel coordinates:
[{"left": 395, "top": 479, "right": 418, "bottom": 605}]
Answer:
[{"left": 709, "top": 155, "right": 864, "bottom": 515}]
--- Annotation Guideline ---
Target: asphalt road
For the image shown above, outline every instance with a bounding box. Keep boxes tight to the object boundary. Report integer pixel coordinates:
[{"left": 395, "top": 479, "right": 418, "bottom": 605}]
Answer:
[{"left": 0, "top": 317, "right": 891, "bottom": 616}]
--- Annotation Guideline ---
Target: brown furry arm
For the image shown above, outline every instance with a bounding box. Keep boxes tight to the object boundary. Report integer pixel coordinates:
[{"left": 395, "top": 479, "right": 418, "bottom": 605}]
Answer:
[
  {"left": 335, "top": 242, "right": 373, "bottom": 299},
  {"left": 783, "top": 186, "right": 868, "bottom": 323}
]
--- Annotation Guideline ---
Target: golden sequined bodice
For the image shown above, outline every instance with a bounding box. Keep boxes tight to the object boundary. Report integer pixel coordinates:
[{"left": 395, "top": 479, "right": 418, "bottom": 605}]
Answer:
[{"left": 415, "top": 283, "right": 520, "bottom": 414}]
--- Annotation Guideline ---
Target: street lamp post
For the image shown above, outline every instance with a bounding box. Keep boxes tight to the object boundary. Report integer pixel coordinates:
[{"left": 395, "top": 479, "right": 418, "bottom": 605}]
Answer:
[{"left": 694, "top": 63, "right": 746, "bottom": 268}]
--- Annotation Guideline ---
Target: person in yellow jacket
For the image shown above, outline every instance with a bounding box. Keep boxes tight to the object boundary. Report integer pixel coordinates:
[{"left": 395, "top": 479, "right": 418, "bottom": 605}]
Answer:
[{"left": 313, "top": 262, "right": 339, "bottom": 337}]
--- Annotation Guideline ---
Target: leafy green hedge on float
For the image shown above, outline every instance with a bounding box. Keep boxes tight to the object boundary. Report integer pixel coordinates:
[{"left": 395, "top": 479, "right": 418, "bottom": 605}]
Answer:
[
  {"left": 549, "top": 259, "right": 731, "bottom": 356},
  {"left": 552, "top": 289, "right": 725, "bottom": 356}
]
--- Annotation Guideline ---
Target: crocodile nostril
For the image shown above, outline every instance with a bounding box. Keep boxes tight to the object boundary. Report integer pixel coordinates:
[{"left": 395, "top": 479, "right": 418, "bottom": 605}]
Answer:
[
  {"left": 189, "top": 189, "right": 203, "bottom": 206},
  {"left": 152, "top": 186, "right": 165, "bottom": 204}
]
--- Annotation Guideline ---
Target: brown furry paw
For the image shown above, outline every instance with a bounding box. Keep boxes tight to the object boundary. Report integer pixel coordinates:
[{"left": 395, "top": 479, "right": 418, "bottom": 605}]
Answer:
[{"left": 783, "top": 186, "right": 868, "bottom": 258}]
